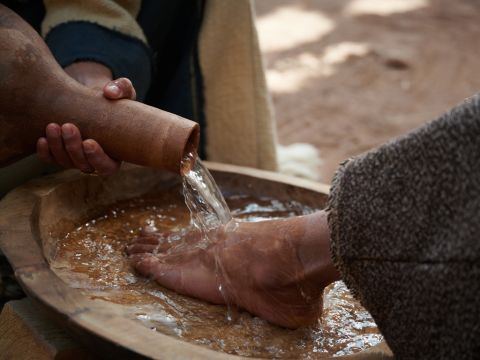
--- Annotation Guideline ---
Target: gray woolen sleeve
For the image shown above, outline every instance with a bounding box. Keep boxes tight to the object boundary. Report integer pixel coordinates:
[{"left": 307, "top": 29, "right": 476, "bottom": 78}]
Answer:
[{"left": 327, "top": 95, "right": 480, "bottom": 359}]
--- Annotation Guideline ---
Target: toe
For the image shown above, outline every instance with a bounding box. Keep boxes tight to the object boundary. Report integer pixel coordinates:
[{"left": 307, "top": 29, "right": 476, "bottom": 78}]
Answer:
[{"left": 126, "top": 243, "right": 159, "bottom": 255}]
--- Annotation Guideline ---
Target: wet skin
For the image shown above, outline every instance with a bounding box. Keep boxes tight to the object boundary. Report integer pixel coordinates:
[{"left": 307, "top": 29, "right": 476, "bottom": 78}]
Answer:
[
  {"left": 36, "top": 61, "right": 136, "bottom": 175},
  {"left": 127, "top": 210, "right": 340, "bottom": 329}
]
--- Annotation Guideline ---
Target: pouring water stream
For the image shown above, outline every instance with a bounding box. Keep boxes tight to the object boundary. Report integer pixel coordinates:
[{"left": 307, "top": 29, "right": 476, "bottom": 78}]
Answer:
[{"left": 180, "top": 152, "right": 236, "bottom": 320}]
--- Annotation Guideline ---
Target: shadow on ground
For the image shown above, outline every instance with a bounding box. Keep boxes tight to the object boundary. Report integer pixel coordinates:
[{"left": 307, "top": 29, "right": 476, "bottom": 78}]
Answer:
[{"left": 256, "top": 0, "right": 480, "bottom": 181}]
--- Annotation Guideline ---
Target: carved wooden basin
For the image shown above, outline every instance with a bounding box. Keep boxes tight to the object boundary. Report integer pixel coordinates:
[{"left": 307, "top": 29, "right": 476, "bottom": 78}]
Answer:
[{"left": 0, "top": 163, "right": 392, "bottom": 359}]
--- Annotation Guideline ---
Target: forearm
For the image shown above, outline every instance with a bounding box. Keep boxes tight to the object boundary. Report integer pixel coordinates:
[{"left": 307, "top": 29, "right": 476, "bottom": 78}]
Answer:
[
  {"left": 64, "top": 61, "right": 112, "bottom": 89},
  {"left": 42, "top": 0, "right": 152, "bottom": 100}
]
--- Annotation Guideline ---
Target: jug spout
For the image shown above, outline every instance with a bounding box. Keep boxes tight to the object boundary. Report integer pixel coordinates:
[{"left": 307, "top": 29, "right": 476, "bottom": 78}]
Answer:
[{"left": 0, "top": 4, "right": 200, "bottom": 173}]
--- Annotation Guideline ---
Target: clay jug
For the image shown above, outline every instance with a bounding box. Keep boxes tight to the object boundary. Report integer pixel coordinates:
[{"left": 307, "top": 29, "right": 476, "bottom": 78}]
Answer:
[{"left": 0, "top": 4, "right": 199, "bottom": 173}]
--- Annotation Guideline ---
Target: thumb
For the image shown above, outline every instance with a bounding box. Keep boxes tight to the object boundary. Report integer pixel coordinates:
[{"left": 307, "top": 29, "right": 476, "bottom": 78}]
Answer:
[{"left": 103, "top": 78, "right": 137, "bottom": 100}]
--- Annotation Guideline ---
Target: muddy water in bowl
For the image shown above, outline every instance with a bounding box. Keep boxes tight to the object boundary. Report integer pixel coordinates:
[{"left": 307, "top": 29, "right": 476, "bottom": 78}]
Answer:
[{"left": 50, "top": 159, "right": 383, "bottom": 358}]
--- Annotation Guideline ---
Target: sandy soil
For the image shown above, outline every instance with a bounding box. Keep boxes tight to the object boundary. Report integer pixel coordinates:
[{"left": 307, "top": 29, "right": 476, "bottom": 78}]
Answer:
[{"left": 255, "top": 0, "right": 480, "bottom": 182}]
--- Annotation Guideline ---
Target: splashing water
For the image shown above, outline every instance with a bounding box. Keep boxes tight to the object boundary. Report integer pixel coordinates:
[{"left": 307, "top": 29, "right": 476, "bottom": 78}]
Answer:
[
  {"left": 181, "top": 152, "right": 233, "bottom": 236},
  {"left": 51, "top": 154, "right": 385, "bottom": 357},
  {"left": 52, "top": 191, "right": 383, "bottom": 358},
  {"left": 180, "top": 152, "right": 236, "bottom": 319}
]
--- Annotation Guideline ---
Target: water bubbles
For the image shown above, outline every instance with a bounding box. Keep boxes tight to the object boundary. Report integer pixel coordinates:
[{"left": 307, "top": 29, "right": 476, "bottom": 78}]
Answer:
[{"left": 52, "top": 185, "right": 382, "bottom": 359}]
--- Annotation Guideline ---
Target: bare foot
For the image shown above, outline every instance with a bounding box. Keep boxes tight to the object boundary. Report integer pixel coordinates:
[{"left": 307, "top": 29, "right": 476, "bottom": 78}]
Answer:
[{"left": 126, "top": 211, "right": 339, "bottom": 329}]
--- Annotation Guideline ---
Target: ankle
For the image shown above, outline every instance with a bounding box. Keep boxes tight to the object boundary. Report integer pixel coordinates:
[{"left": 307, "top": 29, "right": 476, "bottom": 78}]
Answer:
[{"left": 296, "top": 211, "right": 340, "bottom": 288}]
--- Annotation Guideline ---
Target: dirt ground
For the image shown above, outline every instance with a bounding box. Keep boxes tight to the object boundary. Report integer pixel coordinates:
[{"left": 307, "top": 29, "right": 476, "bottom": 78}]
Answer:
[{"left": 255, "top": 0, "right": 480, "bottom": 183}]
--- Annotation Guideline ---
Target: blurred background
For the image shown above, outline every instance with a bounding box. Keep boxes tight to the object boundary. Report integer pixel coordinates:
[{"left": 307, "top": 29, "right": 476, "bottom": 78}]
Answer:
[{"left": 255, "top": 0, "right": 480, "bottom": 182}]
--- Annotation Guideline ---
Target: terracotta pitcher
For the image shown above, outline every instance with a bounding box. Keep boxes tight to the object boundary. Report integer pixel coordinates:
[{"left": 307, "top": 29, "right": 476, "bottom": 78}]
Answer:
[{"left": 0, "top": 4, "right": 199, "bottom": 173}]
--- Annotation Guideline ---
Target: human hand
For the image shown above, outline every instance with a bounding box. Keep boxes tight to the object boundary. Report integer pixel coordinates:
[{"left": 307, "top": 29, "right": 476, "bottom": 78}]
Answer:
[
  {"left": 36, "top": 61, "right": 136, "bottom": 175},
  {"left": 126, "top": 211, "right": 340, "bottom": 329}
]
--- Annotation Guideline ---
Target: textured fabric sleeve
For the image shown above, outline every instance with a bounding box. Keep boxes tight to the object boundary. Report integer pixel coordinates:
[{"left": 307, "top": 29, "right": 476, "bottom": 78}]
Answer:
[
  {"left": 327, "top": 94, "right": 480, "bottom": 359},
  {"left": 41, "top": 0, "right": 152, "bottom": 100}
]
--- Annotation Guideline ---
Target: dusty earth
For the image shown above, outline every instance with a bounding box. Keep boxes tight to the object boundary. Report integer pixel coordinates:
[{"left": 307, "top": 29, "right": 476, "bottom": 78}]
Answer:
[{"left": 255, "top": 0, "right": 480, "bottom": 182}]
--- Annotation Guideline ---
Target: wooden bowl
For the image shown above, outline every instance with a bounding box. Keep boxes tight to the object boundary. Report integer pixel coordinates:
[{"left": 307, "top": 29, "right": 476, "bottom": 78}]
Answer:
[{"left": 0, "top": 163, "right": 392, "bottom": 359}]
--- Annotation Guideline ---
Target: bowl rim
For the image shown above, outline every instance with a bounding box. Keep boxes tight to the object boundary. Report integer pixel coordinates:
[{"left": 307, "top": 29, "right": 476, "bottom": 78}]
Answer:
[{"left": 0, "top": 162, "right": 391, "bottom": 359}]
